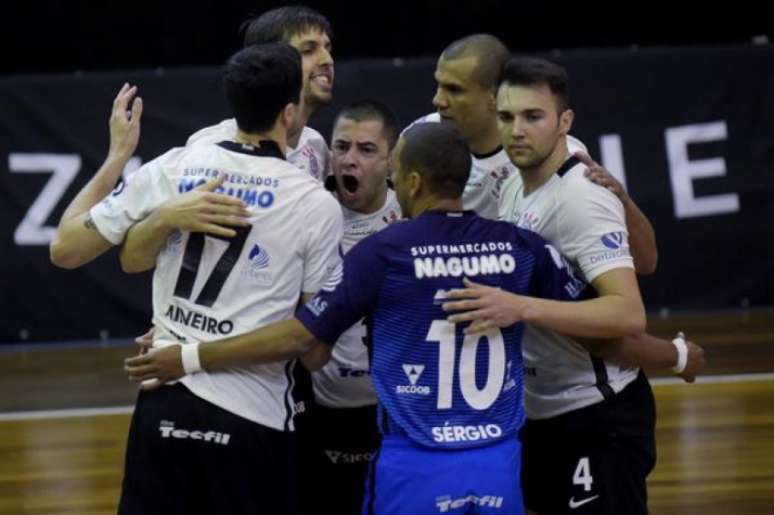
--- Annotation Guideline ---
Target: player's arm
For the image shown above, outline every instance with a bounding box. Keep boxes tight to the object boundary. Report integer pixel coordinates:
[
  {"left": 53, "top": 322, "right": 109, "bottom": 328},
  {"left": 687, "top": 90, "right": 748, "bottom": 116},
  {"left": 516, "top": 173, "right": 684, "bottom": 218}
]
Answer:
[
  {"left": 126, "top": 218, "right": 385, "bottom": 390},
  {"left": 444, "top": 268, "right": 645, "bottom": 338},
  {"left": 577, "top": 151, "right": 658, "bottom": 274},
  {"left": 519, "top": 165, "right": 646, "bottom": 336},
  {"left": 119, "top": 176, "right": 249, "bottom": 273},
  {"left": 298, "top": 292, "right": 333, "bottom": 371},
  {"left": 124, "top": 317, "right": 325, "bottom": 387},
  {"left": 581, "top": 332, "right": 705, "bottom": 382},
  {"left": 50, "top": 84, "right": 142, "bottom": 269}
]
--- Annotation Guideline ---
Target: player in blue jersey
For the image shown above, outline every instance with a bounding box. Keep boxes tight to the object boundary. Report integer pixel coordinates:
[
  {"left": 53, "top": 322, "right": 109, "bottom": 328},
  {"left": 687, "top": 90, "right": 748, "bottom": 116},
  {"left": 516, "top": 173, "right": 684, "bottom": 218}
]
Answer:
[{"left": 125, "top": 122, "right": 645, "bottom": 515}]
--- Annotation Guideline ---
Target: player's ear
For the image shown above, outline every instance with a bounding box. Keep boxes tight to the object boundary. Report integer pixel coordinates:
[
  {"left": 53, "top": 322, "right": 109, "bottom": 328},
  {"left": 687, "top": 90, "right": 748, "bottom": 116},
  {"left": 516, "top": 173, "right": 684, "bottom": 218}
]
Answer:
[
  {"left": 280, "top": 102, "right": 297, "bottom": 130},
  {"left": 408, "top": 170, "right": 423, "bottom": 198},
  {"left": 559, "top": 109, "right": 574, "bottom": 136},
  {"left": 486, "top": 87, "right": 497, "bottom": 114}
]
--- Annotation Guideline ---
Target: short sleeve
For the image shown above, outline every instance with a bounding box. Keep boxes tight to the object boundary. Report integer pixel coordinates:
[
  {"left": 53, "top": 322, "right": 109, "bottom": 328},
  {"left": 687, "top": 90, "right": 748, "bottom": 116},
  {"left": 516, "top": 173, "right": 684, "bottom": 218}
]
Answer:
[
  {"left": 556, "top": 172, "right": 634, "bottom": 282},
  {"left": 89, "top": 149, "right": 180, "bottom": 244},
  {"left": 300, "top": 189, "right": 345, "bottom": 294},
  {"left": 296, "top": 233, "right": 386, "bottom": 345}
]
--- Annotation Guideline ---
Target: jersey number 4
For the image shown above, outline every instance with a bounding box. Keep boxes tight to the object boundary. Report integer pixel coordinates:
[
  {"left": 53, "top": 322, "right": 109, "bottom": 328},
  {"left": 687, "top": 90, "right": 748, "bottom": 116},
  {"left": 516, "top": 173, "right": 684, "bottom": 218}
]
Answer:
[
  {"left": 173, "top": 227, "right": 251, "bottom": 307},
  {"left": 426, "top": 320, "right": 506, "bottom": 411}
]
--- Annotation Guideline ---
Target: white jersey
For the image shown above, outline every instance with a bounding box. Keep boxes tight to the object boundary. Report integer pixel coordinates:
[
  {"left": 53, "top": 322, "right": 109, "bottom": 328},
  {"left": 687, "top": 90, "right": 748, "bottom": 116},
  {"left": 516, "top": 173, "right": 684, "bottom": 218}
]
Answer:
[
  {"left": 313, "top": 189, "right": 402, "bottom": 408},
  {"left": 91, "top": 140, "right": 343, "bottom": 431},
  {"left": 408, "top": 113, "right": 587, "bottom": 220},
  {"left": 498, "top": 154, "right": 639, "bottom": 419},
  {"left": 187, "top": 119, "right": 330, "bottom": 181}
]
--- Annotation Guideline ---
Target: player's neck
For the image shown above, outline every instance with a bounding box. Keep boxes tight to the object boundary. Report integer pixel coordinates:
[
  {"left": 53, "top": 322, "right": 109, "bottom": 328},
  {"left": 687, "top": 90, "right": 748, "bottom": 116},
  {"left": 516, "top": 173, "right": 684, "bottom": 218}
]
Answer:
[
  {"left": 411, "top": 196, "right": 463, "bottom": 218},
  {"left": 288, "top": 110, "right": 311, "bottom": 150},
  {"left": 467, "top": 123, "right": 501, "bottom": 156},
  {"left": 235, "top": 128, "right": 289, "bottom": 157},
  {"left": 352, "top": 185, "right": 389, "bottom": 215},
  {"left": 520, "top": 137, "right": 569, "bottom": 196}
]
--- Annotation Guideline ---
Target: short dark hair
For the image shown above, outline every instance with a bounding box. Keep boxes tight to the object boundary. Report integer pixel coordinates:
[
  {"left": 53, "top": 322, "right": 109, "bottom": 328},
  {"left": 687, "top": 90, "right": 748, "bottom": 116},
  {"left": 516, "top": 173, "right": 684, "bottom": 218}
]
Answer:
[
  {"left": 223, "top": 43, "right": 302, "bottom": 134},
  {"left": 441, "top": 34, "right": 510, "bottom": 90},
  {"left": 400, "top": 123, "right": 472, "bottom": 198},
  {"left": 497, "top": 57, "right": 570, "bottom": 112},
  {"left": 334, "top": 100, "right": 401, "bottom": 149},
  {"left": 240, "top": 6, "right": 332, "bottom": 47}
]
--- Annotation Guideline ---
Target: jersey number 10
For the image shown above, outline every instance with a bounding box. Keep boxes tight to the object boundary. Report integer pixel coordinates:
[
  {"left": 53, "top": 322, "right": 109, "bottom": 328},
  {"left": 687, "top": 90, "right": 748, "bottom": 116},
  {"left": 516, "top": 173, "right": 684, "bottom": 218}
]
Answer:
[{"left": 426, "top": 320, "right": 506, "bottom": 411}]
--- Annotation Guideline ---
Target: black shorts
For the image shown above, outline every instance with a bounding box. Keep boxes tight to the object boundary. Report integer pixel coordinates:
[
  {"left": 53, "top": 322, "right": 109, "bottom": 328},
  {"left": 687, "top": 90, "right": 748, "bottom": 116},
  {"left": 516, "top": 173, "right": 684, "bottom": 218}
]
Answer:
[
  {"left": 520, "top": 371, "right": 656, "bottom": 515},
  {"left": 118, "top": 383, "right": 296, "bottom": 515},
  {"left": 295, "top": 402, "right": 381, "bottom": 515}
]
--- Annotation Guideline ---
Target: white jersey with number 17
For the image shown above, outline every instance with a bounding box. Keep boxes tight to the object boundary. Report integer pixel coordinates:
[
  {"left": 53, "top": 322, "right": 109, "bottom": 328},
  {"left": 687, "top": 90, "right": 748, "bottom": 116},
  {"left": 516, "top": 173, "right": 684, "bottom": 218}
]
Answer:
[{"left": 90, "top": 140, "right": 343, "bottom": 431}]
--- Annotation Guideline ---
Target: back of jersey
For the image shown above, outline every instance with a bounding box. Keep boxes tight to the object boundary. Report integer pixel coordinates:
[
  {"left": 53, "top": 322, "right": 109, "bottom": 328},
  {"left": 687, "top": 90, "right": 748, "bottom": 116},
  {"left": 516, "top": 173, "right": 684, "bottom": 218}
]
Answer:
[
  {"left": 95, "top": 140, "right": 342, "bottom": 431},
  {"left": 301, "top": 210, "right": 585, "bottom": 450}
]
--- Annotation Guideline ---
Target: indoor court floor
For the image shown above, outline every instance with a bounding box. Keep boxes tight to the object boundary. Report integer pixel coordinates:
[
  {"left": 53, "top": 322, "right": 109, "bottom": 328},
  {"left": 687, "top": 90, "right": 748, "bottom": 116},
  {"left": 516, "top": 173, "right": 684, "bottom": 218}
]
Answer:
[{"left": 1, "top": 309, "right": 772, "bottom": 514}]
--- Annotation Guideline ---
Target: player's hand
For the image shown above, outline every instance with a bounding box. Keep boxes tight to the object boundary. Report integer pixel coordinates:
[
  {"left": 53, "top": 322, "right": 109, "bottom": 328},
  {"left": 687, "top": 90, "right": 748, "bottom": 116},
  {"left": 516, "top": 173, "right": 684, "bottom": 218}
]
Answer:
[
  {"left": 575, "top": 151, "right": 629, "bottom": 202},
  {"left": 108, "top": 83, "right": 143, "bottom": 163},
  {"left": 135, "top": 326, "right": 155, "bottom": 355},
  {"left": 157, "top": 175, "right": 250, "bottom": 237},
  {"left": 124, "top": 345, "right": 184, "bottom": 390},
  {"left": 442, "top": 277, "right": 527, "bottom": 333},
  {"left": 677, "top": 338, "right": 706, "bottom": 383}
]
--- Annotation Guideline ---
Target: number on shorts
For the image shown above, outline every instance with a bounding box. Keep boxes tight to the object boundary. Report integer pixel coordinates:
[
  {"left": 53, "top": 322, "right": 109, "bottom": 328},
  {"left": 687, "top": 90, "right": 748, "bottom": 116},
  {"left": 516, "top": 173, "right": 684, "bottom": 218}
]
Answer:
[{"left": 573, "top": 457, "right": 594, "bottom": 492}]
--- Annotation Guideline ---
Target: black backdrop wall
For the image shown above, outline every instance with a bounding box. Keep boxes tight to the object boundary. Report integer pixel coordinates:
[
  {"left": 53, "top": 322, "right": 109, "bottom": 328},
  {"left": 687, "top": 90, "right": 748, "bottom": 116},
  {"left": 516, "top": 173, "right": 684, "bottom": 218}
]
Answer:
[{"left": 1, "top": 44, "right": 772, "bottom": 342}]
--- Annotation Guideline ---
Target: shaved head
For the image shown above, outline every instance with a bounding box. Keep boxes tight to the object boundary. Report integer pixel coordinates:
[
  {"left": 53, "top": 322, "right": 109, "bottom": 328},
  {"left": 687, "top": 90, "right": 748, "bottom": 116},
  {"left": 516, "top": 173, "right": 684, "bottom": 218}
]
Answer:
[{"left": 441, "top": 34, "right": 510, "bottom": 90}]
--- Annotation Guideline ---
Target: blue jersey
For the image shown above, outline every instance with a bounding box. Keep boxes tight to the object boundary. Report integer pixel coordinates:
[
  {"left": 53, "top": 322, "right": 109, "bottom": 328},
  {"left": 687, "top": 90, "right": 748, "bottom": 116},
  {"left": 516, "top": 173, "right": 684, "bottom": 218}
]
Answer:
[{"left": 297, "top": 210, "right": 588, "bottom": 450}]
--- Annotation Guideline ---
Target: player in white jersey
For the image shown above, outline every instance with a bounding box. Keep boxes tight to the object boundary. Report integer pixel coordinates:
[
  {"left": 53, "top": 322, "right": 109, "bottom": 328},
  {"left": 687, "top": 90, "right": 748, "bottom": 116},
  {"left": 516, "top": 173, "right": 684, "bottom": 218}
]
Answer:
[
  {"left": 73, "top": 44, "right": 342, "bottom": 514},
  {"left": 416, "top": 33, "right": 703, "bottom": 381},
  {"left": 50, "top": 7, "right": 335, "bottom": 270},
  {"left": 407, "top": 35, "right": 586, "bottom": 220},
  {"left": 294, "top": 100, "right": 402, "bottom": 514},
  {"left": 448, "top": 57, "right": 703, "bottom": 514},
  {"left": 186, "top": 6, "right": 333, "bottom": 181}
]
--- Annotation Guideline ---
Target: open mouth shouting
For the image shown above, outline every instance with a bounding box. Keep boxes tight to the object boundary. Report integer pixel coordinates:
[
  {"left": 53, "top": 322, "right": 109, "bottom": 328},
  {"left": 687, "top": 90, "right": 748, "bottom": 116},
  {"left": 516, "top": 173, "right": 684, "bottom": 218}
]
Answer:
[{"left": 340, "top": 173, "right": 360, "bottom": 195}]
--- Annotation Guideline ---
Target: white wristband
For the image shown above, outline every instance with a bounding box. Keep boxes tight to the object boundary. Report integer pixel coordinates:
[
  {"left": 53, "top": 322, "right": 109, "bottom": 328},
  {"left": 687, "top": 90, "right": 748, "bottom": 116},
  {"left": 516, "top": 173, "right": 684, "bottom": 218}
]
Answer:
[
  {"left": 671, "top": 332, "right": 688, "bottom": 374},
  {"left": 181, "top": 342, "right": 202, "bottom": 374}
]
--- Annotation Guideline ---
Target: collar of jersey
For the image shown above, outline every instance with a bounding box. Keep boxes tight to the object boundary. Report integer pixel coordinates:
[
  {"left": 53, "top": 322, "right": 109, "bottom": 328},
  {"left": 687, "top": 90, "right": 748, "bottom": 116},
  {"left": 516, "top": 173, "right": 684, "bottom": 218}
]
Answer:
[
  {"left": 217, "top": 140, "right": 286, "bottom": 160},
  {"left": 472, "top": 145, "right": 503, "bottom": 160},
  {"left": 422, "top": 209, "right": 475, "bottom": 218}
]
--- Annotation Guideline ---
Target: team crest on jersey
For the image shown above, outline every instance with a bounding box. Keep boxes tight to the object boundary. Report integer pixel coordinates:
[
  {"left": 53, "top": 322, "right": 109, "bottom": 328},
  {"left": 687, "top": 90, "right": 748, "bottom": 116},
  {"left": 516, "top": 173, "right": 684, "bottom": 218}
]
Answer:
[
  {"left": 301, "top": 146, "right": 321, "bottom": 180},
  {"left": 518, "top": 212, "right": 540, "bottom": 231},
  {"left": 382, "top": 210, "right": 401, "bottom": 225},
  {"left": 242, "top": 243, "right": 272, "bottom": 285}
]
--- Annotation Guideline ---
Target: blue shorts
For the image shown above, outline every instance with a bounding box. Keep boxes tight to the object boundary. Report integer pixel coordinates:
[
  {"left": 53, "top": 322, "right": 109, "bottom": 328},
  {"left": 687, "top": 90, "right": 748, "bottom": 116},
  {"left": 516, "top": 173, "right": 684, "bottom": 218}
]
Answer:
[{"left": 362, "top": 434, "right": 523, "bottom": 515}]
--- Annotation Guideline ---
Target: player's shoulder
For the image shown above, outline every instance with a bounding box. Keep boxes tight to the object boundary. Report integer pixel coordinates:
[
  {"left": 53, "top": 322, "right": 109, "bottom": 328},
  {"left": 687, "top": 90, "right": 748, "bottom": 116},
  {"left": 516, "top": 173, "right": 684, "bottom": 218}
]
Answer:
[
  {"left": 147, "top": 146, "right": 190, "bottom": 173},
  {"left": 475, "top": 215, "right": 532, "bottom": 243},
  {"left": 298, "top": 125, "right": 327, "bottom": 146},
  {"left": 566, "top": 134, "right": 588, "bottom": 155},
  {"left": 507, "top": 224, "right": 550, "bottom": 254},
  {"left": 555, "top": 156, "right": 595, "bottom": 194},
  {"left": 186, "top": 118, "right": 237, "bottom": 147},
  {"left": 558, "top": 160, "right": 621, "bottom": 209}
]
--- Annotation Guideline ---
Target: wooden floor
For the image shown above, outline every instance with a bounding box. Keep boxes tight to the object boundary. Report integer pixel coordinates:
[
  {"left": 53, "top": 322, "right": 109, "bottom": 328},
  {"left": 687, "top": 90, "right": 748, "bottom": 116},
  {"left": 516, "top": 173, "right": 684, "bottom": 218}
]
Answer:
[{"left": 1, "top": 309, "right": 773, "bottom": 514}]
